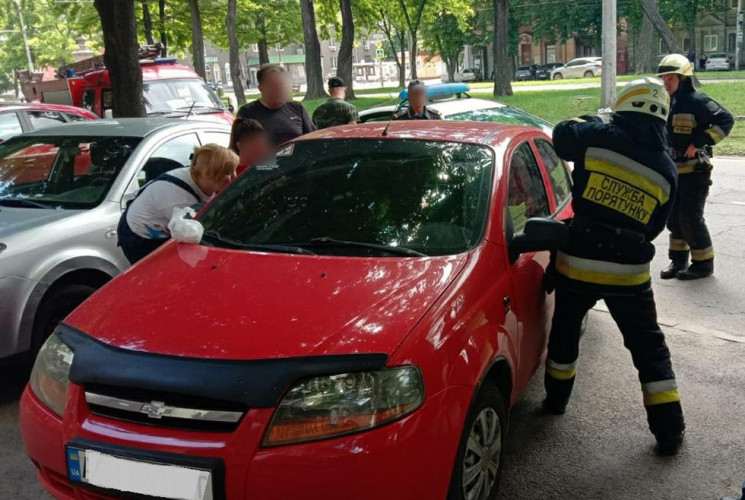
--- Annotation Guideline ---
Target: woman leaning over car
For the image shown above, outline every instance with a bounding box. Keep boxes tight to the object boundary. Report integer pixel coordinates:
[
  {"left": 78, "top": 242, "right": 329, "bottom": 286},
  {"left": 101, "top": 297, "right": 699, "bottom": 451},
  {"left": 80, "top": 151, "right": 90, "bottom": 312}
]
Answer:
[{"left": 117, "top": 144, "right": 239, "bottom": 265}]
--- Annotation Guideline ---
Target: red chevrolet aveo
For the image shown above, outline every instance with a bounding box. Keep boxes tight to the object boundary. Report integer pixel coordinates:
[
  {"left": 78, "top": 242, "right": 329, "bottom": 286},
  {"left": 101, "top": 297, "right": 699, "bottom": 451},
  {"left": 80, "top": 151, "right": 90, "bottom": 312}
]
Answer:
[{"left": 21, "top": 121, "right": 574, "bottom": 500}]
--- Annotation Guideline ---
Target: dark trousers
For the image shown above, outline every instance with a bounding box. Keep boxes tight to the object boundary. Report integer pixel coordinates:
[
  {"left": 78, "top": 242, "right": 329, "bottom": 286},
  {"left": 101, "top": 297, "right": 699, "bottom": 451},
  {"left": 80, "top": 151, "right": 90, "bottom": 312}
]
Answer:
[
  {"left": 545, "top": 285, "right": 685, "bottom": 439},
  {"left": 667, "top": 171, "right": 713, "bottom": 263},
  {"left": 117, "top": 215, "right": 167, "bottom": 265}
]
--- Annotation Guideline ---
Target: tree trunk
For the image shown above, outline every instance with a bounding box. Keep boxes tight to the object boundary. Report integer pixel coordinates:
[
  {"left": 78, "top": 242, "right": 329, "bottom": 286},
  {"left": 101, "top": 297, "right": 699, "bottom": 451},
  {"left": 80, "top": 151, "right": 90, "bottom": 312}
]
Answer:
[
  {"left": 493, "top": 0, "right": 513, "bottom": 96},
  {"left": 189, "top": 0, "right": 205, "bottom": 79},
  {"left": 142, "top": 0, "right": 154, "bottom": 45},
  {"left": 409, "top": 33, "right": 417, "bottom": 79},
  {"left": 635, "top": 13, "right": 655, "bottom": 74},
  {"left": 94, "top": 0, "right": 146, "bottom": 117},
  {"left": 446, "top": 58, "right": 456, "bottom": 82},
  {"left": 227, "top": 0, "right": 246, "bottom": 106},
  {"left": 639, "top": 0, "right": 681, "bottom": 54},
  {"left": 158, "top": 0, "right": 167, "bottom": 57},
  {"left": 299, "top": 0, "right": 327, "bottom": 99},
  {"left": 337, "top": 0, "right": 355, "bottom": 99},
  {"left": 397, "top": 31, "right": 407, "bottom": 87},
  {"left": 257, "top": 16, "right": 270, "bottom": 65}
]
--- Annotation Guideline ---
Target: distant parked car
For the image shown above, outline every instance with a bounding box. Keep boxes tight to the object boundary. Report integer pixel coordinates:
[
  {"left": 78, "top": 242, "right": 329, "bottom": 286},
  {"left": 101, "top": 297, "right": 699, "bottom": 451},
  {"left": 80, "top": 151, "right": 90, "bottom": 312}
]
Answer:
[
  {"left": 550, "top": 57, "right": 603, "bottom": 79},
  {"left": 441, "top": 68, "right": 482, "bottom": 83},
  {"left": 535, "top": 63, "right": 563, "bottom": 80},
  {"left": 704, "top": 53, "right": 733, "bottom": 71},
  {"left": 514, "top": 65, "right": 540, "bottom": 81},
  {"left": 0, "top": 103, "right": 97, "bottom": 144}
]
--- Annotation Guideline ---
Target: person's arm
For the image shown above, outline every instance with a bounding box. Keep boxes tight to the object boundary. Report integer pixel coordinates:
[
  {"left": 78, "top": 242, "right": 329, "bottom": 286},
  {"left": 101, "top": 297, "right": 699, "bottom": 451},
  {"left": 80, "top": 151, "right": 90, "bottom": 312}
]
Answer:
[
  {"left": 311, "top": 106, "right": 321, "bottom": 129},
  {"left": 552, "top": 116, "right": 608, "bottom": 163},
  {"left": 299, "top": 104, "right": 316, "bottom": 133},
  {"left": 348, "top": 104, "right": 360, "bottom": 124},
  {"left": 692, "top": 95, "right": 734, "bottom": 148}
]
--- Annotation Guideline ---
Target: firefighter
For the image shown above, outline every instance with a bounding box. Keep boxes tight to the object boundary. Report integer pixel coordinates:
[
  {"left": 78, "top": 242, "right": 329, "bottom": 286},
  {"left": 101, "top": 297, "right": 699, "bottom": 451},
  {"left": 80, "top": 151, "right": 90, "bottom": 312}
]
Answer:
[
  {"left": 392, "top": 80, "right": 442, "bottom": 120},
  {"left": 544, "top": 78, "right": 685, "bottom": 455},
  {"left": 657, "top": 54, "right": 734, "bottom": 280}
]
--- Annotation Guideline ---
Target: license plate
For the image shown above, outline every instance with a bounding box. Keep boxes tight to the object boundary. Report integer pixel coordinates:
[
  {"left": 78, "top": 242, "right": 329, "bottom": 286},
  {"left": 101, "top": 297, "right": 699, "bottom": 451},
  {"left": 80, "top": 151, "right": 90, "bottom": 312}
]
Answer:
[{"left": 66, "top": 447, "right": 213, "bottom": 500}]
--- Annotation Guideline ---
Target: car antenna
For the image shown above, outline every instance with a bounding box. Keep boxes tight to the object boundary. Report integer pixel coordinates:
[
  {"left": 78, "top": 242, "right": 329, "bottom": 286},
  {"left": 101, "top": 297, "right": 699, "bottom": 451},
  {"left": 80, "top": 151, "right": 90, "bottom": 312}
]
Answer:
[{"left": 382, "top": 102, "right": 403, "bottom": 137}]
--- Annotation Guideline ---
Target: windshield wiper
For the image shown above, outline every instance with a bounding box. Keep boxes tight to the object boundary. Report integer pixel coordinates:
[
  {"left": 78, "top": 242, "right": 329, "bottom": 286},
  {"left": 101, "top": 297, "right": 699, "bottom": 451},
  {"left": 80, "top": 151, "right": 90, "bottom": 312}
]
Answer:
[
  {"left": 177, "top": 105, "right": 224, "bottom": 113},
  {"left": 306, "top": 237, "right": 427, "bottom": 257},
  {"left": 0, "top": 198, "right": 52, "bottom": 209},
  {"left": 202, "top": 230, "right": 316, "bottom": 255}
]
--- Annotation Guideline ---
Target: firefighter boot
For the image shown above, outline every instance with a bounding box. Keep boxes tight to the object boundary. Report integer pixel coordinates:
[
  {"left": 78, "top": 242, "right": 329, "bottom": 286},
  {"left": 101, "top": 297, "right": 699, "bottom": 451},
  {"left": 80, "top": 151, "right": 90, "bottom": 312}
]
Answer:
[
  {"left": 660, "top": 260, "right": 687, "bottom": 280},
  {"left": 654, "top": 431, "right": 685, "bottom": 456},
  {"left": 677, "top": 259, "right": 713, "bottom": 280}
]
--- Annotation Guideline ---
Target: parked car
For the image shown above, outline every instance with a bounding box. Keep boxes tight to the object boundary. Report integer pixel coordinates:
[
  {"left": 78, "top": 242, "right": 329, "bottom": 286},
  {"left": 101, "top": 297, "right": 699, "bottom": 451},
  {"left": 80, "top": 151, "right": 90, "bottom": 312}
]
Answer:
[
  {"left": 514, "top": 64, "right": 540, "bottom": 81},
  {"left": 359, "top": 83, "right": 554, "bottom": 136},
  {"left": 550, "top": 57, "right": 603, "bottom": 79},
  {"left": 535, "top": 62, "right": 564, "bottom": 80},
  {"left": 0, "top": 119, "right": 232, "bottom": 365},
  {"left": 704, "top": 53, "right": 733, "bottom": 71},
  {"left": 441, "top": 67, "right": 482, "bottom": 82},
  {"left": 21, "top": 120, "right": 574, "bottom": 500},
  {"left": 0, "top": 103, "right": 97, "bottom": 144}
]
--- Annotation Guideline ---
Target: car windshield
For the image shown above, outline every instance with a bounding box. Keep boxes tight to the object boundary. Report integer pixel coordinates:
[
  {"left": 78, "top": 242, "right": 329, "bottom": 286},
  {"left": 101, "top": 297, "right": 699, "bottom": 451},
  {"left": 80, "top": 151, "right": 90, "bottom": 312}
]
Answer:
[
  {"left": 199, "top": 139, "right": 494, "bottom": 257},
  {"left": 518, "top": 66, "right": 531, "bottom": 71},
  {"left": 143, "top": 79, "right": 225, "bottom": 116},
  {"left": 448, "top": 106, "right": 550, "bottom": 130},
  {"left": 0, "top": 135, "right": 141, "bottom": 209}
]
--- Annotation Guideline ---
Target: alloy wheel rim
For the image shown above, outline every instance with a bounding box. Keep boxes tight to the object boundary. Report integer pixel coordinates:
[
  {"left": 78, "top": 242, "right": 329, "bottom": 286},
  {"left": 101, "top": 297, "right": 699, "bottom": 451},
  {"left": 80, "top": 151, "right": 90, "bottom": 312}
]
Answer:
[{"left": 462, "top": 407, "right": 501, "bottom": 500}]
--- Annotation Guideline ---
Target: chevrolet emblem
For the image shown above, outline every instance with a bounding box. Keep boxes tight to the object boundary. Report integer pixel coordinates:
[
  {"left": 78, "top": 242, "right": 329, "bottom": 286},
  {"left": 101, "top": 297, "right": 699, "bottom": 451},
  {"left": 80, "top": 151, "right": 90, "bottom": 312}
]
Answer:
[{"left": 139, "top": 401, "right": 167, "bottom": 419}]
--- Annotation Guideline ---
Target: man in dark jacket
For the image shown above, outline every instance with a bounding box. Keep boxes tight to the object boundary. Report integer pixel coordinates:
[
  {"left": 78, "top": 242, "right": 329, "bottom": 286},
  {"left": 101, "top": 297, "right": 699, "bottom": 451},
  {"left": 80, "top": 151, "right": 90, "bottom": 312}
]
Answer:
[
  {"left": 544, "top": 78, "right": 685, "bottom": 455},
  {"left": 392, "top": 80, "right": 442, "bottom": 120},
  {"left": 237, "top": 64, "right": 315, "bottom": 146},
  {"left": 657, "top": 54, "right": 734, "bottom": 280}
]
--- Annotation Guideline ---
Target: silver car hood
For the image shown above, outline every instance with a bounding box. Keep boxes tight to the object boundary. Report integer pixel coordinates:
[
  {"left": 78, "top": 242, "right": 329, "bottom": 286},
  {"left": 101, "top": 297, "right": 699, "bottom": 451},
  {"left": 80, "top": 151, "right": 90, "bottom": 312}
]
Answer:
[{"left": 0, "top": 206, "right": 83, "bottom": 239}]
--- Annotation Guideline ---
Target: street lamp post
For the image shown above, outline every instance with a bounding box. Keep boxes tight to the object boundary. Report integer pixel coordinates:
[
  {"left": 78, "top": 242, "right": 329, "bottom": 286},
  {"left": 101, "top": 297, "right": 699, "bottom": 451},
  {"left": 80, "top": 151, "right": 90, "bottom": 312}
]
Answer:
[
  {"left": 12, "top": 0, "right": 35, "bottom": 73},
  {"left": 600, "top": 0, "right": 617, "bottom": 109},
  {"left": 736, "top": 0, "right": 743, "bottom": 71}
]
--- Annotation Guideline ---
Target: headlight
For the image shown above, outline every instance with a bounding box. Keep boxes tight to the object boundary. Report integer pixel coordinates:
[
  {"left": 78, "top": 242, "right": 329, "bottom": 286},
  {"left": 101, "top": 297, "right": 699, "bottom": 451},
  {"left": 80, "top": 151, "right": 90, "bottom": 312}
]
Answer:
[
  {"left": 264, "top": 366, "right": 424, "bottom": 446},
  {"left": 0, "top": 243, "right": 6, "bottom": 255},
  {"left": 29, "top": 334, "right": 74, "bottom": 417}
]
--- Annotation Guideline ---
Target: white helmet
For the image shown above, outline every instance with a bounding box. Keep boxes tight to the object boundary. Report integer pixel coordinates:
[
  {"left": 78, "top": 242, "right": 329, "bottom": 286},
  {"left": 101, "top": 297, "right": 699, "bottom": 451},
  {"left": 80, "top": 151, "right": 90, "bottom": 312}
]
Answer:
[
  {"left": 656, "top": 53, "right": 695, "bottom": 77},
  {"left": 612, "top": 77, "right": 670, "bottom": 122}
]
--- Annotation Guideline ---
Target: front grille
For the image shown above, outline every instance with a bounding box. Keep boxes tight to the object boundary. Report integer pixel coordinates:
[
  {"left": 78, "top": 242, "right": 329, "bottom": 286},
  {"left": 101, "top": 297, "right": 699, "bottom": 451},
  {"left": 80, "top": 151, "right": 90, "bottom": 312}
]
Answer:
[{"left": 84, "top": 383, "right": 247, "bottom": 433}]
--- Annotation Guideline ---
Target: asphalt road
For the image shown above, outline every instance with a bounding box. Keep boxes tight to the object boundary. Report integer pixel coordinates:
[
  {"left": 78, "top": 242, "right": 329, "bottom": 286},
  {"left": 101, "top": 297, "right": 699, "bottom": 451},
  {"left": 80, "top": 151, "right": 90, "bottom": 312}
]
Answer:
[{"left": 1, "top": 158, "right": 743, "bottom": 500}]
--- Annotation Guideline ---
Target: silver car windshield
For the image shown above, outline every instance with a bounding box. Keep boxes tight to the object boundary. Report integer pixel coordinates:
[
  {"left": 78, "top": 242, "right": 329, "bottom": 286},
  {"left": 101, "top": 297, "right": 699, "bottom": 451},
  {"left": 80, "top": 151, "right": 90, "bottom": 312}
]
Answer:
[
  {"left": 0, "top": 136, "right": 141, "bottom": 209},
  {"left": 143, "top": 79, "right": 225, "bottom": 116}
]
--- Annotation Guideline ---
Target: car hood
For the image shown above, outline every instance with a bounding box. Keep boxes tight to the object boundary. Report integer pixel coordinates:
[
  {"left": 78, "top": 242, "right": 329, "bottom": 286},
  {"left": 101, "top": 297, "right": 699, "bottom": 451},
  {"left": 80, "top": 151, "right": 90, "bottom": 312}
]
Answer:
[
  {"left": 0, "top": 206, "right": 80, "bottom": 239},
  {"left": 66, "top": 243, "right": 469, "bottom": 360}
]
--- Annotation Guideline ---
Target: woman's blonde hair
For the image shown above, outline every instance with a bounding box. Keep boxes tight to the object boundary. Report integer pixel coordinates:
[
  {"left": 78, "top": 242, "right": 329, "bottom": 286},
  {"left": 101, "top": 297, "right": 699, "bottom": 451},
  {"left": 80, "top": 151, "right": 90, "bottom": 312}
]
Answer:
[{"left": 190, "top": 144, "right": 239, "bottom": 180}]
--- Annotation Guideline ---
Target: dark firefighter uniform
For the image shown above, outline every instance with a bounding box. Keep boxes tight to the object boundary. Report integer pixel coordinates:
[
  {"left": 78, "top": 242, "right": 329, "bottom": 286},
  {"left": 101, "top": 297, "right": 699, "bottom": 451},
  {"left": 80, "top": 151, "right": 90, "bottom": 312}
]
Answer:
[
  {"left": 391, "top": 106, "right": 442, "bottom": 120},
  {"left": 657, "top": 54, "right": 734, "bottom": 279},
  {"left": 545, "top": 78, "right": 685, "bottom": 455}
]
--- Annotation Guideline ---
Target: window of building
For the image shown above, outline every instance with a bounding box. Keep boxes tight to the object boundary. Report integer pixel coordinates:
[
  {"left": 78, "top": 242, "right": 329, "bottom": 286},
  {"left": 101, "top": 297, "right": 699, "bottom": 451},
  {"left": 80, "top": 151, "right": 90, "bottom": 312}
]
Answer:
[
  {"left": 682, "top": 37, "right": 692, "bottom": 53},
  {"left": 704, "top": 34, "right": 718, "bottom": 52},
  {"left": 728, "top": 33, "right": 736, "bottom": 52},
  {"left": 250, "top": 43, "right": 259, "bottom": 52},
  {"left": 331, "top": 57, "right": 337, "bottom": 69},
  {"left": 659, "top": 38, "right": 666, "bottom": 54},
  {"left": 546, "top": 45, "right": 556, "bottom": 63},
  {"left": 730, "top": 0, "right": 737, "bottom": 8}
]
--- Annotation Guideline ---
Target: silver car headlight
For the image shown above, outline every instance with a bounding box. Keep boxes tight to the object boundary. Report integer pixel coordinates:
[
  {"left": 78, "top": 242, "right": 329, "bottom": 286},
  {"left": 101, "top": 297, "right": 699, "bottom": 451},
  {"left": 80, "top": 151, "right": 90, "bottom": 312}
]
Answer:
[
  {"left": 264, "top": 366, "right": 424, "bottom": 446},
  {"left": 29, "top": 334, "right": 74, "bottom": 417},
  {"left": 0, "top": 243, "right": 6, "bottom": 255}
]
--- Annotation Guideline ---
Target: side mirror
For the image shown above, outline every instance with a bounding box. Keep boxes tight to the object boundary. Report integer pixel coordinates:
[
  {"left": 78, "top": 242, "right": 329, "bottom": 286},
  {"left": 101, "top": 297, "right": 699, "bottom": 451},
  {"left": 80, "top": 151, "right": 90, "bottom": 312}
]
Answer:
[
  {"left": 121, "top": 191, "right": 136, "bottom": 211},
  {"left": 509, "top": 218, "right": 568, "bottom": 262}
]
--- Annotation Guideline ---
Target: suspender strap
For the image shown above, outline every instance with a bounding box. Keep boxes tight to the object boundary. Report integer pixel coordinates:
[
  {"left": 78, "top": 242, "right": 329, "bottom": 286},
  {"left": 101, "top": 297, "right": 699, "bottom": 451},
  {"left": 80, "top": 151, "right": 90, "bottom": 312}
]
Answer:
[{"left": 156, "top": 173, "right": 201, "bottom": 202}]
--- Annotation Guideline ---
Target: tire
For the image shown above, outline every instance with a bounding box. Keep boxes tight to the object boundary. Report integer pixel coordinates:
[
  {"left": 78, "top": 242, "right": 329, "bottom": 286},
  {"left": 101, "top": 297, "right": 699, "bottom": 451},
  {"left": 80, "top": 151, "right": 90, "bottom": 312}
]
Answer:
[
  {"left": 553, "top": 73, "right": 563, "bottom": 80},
  {"left": 448, "top": 382, "right": 508, "bottom": 500},
  {"left": 32, "top": 284, "right": 97, "bottom": 352},
  {"left": 583, "top": 70, "right": 593, "bottom": 78}
]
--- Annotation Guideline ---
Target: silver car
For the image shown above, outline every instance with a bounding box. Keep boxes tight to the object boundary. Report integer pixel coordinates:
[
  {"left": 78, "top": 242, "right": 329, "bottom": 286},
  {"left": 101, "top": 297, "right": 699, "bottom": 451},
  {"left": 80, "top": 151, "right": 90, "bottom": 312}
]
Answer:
[
  {"left": 0, "top": 119, "right": 231, "bottom": 363},
  {"left": 705, "top": 53, "right": 732, "bottom": 71},
  {"left": 550, "top": 57, "right": 603, "bottom": 79}
]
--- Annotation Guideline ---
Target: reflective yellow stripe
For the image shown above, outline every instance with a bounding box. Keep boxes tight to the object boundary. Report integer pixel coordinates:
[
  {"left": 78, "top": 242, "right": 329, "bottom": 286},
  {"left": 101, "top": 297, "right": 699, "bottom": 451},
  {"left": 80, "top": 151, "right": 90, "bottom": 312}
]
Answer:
[
  {"left": 642, "top": 379, "right": 677, "bottom": 393},
  {"left": 677, "top": 164, "right": 696, "bottom": 174},
  {"left": 644, "top": 390, "right": 681, "bottom": 406},
  {"left": 556, "top": 252, "right": 651, "bottom": 287},
  {"left": 546, "top": 359, "right": 578, "bottom": 380},
  {"left": 585, "top": 148, "right": 671, "bottom": 204},
  {"left": 691, "top": 246, "right": 715, "bottom": 261},
  {"left": 614, "top": 88, "right": 651, "bottom": 107},
  {"left": 672, "top": 113, "right": 696, "bottom": 129},
  {"left": 706, "top": 125, "right": 726, "bottom": 144},
  {"left": 669, "top": 237, "right": 690, "bottom": 252}
]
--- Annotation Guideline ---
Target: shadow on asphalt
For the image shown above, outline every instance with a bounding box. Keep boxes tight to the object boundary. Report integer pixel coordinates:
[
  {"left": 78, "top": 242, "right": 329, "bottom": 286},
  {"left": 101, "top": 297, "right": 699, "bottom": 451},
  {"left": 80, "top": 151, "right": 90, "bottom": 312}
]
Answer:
[{"left": 0, "top": 364, "right": 31, "bottom": 407}]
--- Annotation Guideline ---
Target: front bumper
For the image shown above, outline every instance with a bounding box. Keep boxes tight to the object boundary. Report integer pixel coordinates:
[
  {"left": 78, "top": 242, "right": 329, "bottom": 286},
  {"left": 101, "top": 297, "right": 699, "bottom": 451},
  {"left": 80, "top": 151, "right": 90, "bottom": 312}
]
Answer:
[{"left": 21, "top": 382, "right": 472, "bottom": 499}]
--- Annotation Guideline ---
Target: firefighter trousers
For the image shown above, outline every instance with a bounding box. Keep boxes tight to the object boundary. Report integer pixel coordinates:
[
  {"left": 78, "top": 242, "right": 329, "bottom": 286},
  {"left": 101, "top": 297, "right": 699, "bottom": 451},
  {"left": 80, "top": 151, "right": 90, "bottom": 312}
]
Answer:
[
  {"left": 667, "top": 170, "right": 714, "bottom": 264},
  {"left": 544, "top": 285, "right": 685, "bottom": 439}
]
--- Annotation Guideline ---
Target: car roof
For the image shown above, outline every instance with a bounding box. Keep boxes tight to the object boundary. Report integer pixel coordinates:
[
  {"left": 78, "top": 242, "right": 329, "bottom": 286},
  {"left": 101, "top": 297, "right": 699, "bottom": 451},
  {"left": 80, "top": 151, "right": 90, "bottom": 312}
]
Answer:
[
  {"left": 296, "top": 120, "right": 537, "bottom": 146},
  {"left": 18, "top": 118, "right": 225, "bottom": 138}
]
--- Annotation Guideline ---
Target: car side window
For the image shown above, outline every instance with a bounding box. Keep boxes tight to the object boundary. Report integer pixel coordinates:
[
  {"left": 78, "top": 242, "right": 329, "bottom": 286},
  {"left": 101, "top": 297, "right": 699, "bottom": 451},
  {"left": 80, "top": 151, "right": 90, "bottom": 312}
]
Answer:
[
  {"left": 201, "top": 131, "right": 231, "bottom": 148},
  {"left": 507, "top": 142, "right": 551, "bottom": 233},
  {"left": 534, "top": 139, "right": 572, "bottom": 209},
  {"left": 65, "top": 113, "right": 88, "bottom": 122},
  {"left": 26, "top": 111, "right": 67, "bottom": 131},
  {"left": 0, "top": 112, "right": 23, "bottom": 142},
  {"left": 137, "top": 133, "right": 201, "bottom": 187}
]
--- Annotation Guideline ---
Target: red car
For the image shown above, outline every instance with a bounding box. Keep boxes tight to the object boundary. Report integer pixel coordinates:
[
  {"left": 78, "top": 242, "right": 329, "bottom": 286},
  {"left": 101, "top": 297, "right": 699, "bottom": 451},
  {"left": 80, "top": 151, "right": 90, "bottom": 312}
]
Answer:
[
  {"left": 0, "top": 103, "right": 97, "bottom": 143},
  {"left": 21, "top": 121, "right": 574, "bottom": 500}
]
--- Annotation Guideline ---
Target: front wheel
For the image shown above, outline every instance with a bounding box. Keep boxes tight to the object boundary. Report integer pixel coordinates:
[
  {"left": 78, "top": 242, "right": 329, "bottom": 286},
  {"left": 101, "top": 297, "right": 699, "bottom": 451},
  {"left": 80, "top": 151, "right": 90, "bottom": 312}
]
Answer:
[
  {"left": 32, "top": 284, "right": 97, "bottom": 352},
  {"left": 448, "top": 382, "right": 507, "bottom": 500},
  {"left": 553, "top": 73, "right": 563, "bottom": 80},
  {"left": 583, "top": 70, "right": 594, "bottom": 78}
]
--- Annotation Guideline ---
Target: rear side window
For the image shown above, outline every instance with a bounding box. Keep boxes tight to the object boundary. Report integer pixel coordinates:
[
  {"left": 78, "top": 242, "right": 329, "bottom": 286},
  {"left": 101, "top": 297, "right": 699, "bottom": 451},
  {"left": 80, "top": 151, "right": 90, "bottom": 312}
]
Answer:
[
  {"left": 150, "top": 133, "right": 201, "bottom": 167},
  {"left": 65, "top": 113, "right": 88, "bottom": 122},
  {"left": 0, "top": 112, "right": 23, "bottom": 142},
  {"left": 534, "top": 139, "right": 572, "bottom": 209},
  {"left": 507, "top": 142, "right": 551, "bottom": 232},
  {"left": 27, "top": 111, "right": 67, "bottom": 131}
]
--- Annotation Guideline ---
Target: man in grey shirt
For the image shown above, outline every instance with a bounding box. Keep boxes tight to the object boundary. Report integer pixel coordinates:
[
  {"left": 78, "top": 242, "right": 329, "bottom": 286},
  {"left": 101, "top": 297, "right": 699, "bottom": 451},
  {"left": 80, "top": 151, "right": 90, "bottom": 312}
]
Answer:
[{"left": 237, "top": 64, "right": 315, "bottom": 146}]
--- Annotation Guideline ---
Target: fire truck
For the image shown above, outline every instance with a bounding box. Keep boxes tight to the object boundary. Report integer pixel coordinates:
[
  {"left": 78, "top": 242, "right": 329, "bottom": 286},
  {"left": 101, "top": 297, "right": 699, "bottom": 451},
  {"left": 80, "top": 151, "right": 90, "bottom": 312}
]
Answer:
[{"left": 19, "top": 48, "right": 234, "bottom": 126}]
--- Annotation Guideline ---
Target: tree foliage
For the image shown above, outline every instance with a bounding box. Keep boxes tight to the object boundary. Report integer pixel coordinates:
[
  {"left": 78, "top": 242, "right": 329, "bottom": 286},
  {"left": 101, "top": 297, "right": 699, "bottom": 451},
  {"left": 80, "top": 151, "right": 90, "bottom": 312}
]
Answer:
[{"left": 421, "top": 10, "right": 468, "bottom": 82}]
